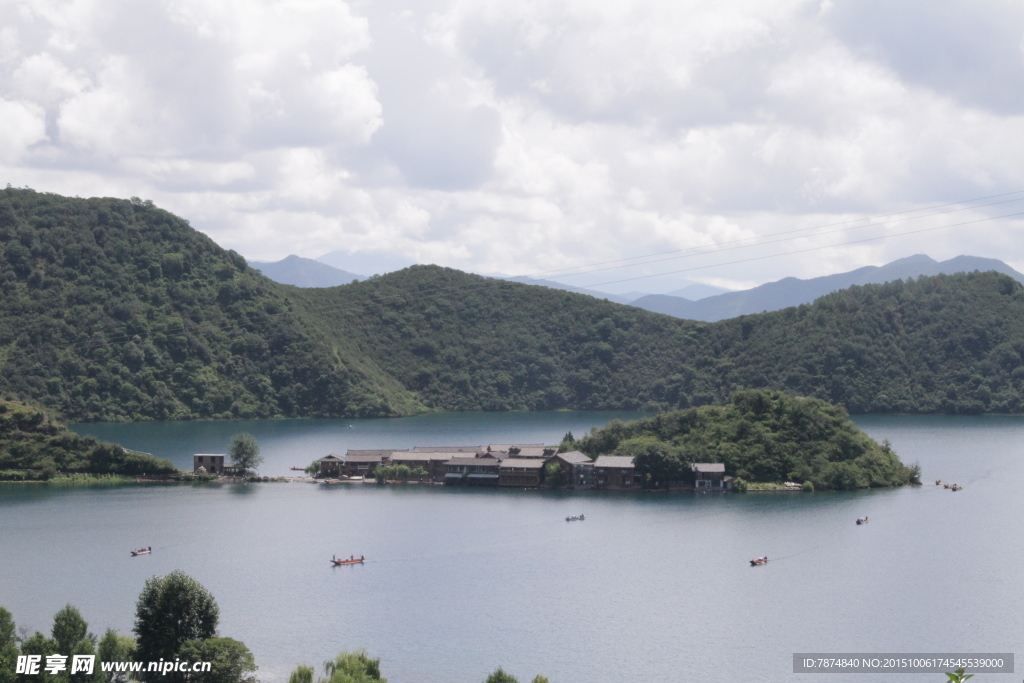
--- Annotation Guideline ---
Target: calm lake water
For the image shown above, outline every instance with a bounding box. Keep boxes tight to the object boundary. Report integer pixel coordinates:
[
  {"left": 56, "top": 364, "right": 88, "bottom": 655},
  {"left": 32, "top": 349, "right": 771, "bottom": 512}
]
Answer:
[{"left": 2, "top": 412, "right": 1023, "bottom": 682}]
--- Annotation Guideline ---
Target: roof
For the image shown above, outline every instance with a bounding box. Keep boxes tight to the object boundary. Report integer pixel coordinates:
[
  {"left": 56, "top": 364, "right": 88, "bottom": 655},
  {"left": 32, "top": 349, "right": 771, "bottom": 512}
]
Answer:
[
  {"left": 388, "top": 452, "right": 436, "bottom": 462},
  {"left": 554, "top": 451, "right": 593, "bottom": 465},
  {"left": 193, "top": 453, "right": 225, "bottom": 458},
  {"left": 318, "top": 454, "right": 343, "bottom": 462},
  {"left": 593, "top": 455, "right": 635, "bottom": 469},
  {"left": 411, "top": 446, "right": 482, "bottom": 453},
  {"left": 509, "top": 447, "right": 554, "bottom": 458},
  {"left": 446, "top": 456, "right": 500, "bottom": 467},
  {"left": 692, "top": 463, "right": 726, "bottom": 473},
  {"left": 342, "top": 454, "right": 389, "bottom": 463},
  {"left": 347, "top": 450, "right": 404, "bottom": 458},
  {"left": 499, "top": 458, "right": 547, "bottom": 470},
  {"left": 488, "top": 443, "right": 544, "bottom": 452}
]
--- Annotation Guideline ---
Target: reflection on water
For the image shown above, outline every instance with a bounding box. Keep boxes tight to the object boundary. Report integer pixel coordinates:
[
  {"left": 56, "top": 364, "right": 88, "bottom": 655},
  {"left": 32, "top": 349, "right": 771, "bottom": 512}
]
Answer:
[{"left": 1, "top": 413, "right": 1020, "bottom": 682}]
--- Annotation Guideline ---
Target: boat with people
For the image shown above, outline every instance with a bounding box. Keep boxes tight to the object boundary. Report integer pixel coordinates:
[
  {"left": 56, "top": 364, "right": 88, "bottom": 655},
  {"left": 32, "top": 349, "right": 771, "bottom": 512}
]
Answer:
[
  {"left": 331, "top": 554, "right": 364, "bottom": 566},
  {"left": 565, "top": 513, "right": 585, "bottom": 522},
  {"left": 943, "top": 483, "right": 963, "bottom": 491},
  {"left": 856, "top": 516, "right": 868, "bottom": 525},
  {"left": 131, "top": 547, "right": 152, "bottom": 556},
  {"left": 749, "top": 556, "right": 768, "bottom": 566}
]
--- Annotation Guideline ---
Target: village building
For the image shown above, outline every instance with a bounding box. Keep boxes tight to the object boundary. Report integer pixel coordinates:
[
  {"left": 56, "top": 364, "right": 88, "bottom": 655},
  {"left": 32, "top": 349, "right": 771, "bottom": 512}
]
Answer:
[
  {"left": 389, "top": 451, "right": 452, "bottom": 481},
  {"left": 548, "top": 451, "right": 594, "bottom": 488},
  {"left": 594, "top": 455, "right": 637, "bottom": 488},
  {"left": 193, "top": 454, "right": 225, "bottom": 474},
  {"left": 498, "top": 458, "right": 547, "bottom": 487},
  {"left": 444, "top": 455, "right": 501, "bottom": 486},
  {"left": 692, "top": 463, "right": 733, "bottom": 491},
  {"left": 317, "top": 454, "right": 344, "bottom": 478}
]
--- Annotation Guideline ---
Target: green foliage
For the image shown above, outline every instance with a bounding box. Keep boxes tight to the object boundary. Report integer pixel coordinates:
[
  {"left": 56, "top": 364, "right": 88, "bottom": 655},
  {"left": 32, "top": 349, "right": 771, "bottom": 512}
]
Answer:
[
  {"left": 133, "top": 571, "right": 219, "bottom": 675},
  {"left": 0, "top": 188, "right": 419, "bottom": 422},
  {"left": 373, "top": 464, "right": 420, "bottom": 483},
  {"left": 17, "top": 632, "right": 57, "bottom": 683},
  {"left": 531, "top": 677, "right": 550, "bottom": 683},
  {"left": 945, "top": 668, "right": 973, "bottom": 682},
  {"left": 97, "top": 629, "right": 136, "bottom": 683},
  {"left": 228, "top": 433, "right": 262, "bottom": 473},
  {"left": 0, "top": 399, "right": 176, "bottom": 479},
  {"left": 802, "top": 480, "right": 814, "bottom": 492},
  {"left": 304, "top": 460, "right": 320, "bottom": 477},
  {"left": 576, "top": 390, "right": 918, "bottom": 489},
  {"left": 322, "top": 650, "right": 386, "bottom": 682},
  {"left": 288, "top": 665, "right": 315, "bottom": 683},
  {"left": 300, "top": 265, "right": 1024, "bottom": 416},
  {"left": 543, "top": 460, "right": 562, "bottom": 487},
  {"left": 3, "top": 189, "right": 1024, "bottom": 422},
  {"left": 51, "top": 604, "right": 89, "bottom": 656},
  {"left": 177, "top": 637, "right": 257, "bottom": 683},
  {"left": 732, "top": 477, "right": 748, "bottom": 493},
  {"left": 0, "top": 608, "right": 16, "bottom": 683},
  {"left": 484, "top": 668, "right": 519, "bottom": 683}
]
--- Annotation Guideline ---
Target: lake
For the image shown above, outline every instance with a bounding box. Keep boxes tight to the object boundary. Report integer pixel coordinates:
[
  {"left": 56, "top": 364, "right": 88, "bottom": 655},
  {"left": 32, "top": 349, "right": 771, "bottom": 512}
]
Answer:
[{"left": 2, "top": 412, "right": 1022, "bottom": 682}]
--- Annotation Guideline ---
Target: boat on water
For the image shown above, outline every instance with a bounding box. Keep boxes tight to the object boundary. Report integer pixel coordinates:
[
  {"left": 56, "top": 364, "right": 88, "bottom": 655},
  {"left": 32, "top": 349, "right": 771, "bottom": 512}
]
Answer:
[
  {"left": 131, "top": 547, "right": 152, "bottom": 556},
  {"left": 331, "top": 555, "right": 364, "bottom": 566},
  {"left": 565, "top": 514, "right": 585, "bottom": 522},
  {"left": 750, "top": 556, "right": 768, "bottom": 566},
  {"left": 943, "top": 483, "right": 963, "bottom": 491},
  {"left": 856, "top": 516, "right": 869, "bottom": 525}
]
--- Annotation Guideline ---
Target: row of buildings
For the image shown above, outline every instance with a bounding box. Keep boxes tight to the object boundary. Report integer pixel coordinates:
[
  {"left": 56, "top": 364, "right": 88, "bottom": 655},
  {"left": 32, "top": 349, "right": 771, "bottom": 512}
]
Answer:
[{"left": 306, "top": 444, "right": 734, "bottom": 491}]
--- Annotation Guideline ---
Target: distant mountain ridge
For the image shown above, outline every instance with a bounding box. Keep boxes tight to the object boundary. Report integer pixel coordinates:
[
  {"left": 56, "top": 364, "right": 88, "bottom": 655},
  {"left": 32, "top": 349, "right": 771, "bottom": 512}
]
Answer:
[
  {"left": 631, "top": 254, "right": 1024, "bottom": 321},
  {"left": 251, "top": 255, "right": 363, "bottom": 288}
]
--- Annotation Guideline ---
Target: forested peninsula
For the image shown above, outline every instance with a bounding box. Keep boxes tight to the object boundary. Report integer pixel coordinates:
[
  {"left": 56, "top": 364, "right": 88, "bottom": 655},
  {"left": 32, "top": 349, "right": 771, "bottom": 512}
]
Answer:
[
  {"left": 0, "top": 399, "right": 175, "bottom": 481},
  {"left": 574, "top": 390, "right": 919, "bottom": 490},
  {"left": 2, "top": 188, "right": 1024, "bottom": 422}
]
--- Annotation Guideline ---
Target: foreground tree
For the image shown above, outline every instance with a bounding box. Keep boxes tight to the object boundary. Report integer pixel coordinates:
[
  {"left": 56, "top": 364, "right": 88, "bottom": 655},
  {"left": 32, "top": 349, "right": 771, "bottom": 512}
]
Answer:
[
  {"left": 177, "top": 637, "right": 256, "bottom": 683},
  {"left": 228, "top": 433, "right": 263, "bottom": 474},
  {"left": 0, "top": 608, "right": 17, "bottom": 683},
  {"left": 97, "top": 629, "right": 137, "bottom": 683},
  {"left": 134, "top": 571, "right": 219, "bottom": 672}
]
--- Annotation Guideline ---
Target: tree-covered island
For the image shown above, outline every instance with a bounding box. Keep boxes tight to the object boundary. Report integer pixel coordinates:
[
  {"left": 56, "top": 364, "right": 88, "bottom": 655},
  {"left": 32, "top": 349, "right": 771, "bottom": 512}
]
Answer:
[{"left": 573, "top": 390, "right": 920, "bottom": 490}]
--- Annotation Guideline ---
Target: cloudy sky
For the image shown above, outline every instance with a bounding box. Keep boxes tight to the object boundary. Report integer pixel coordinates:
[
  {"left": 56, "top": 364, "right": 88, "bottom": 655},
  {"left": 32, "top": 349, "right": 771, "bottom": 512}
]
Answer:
[{"left": 2, "top": 0, "right": 1024, "bottom": 292}]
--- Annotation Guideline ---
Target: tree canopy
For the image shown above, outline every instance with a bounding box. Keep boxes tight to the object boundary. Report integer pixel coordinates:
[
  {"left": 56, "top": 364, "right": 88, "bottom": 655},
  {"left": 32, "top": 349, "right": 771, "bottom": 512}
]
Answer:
[
  {"left": 133, "top": 571, "right": 219, "bottom": 674},
  {"left": 577, "top": 389, "right": 920, "bottom": 489},
  {"left": 228, "top": 433, "right": 262, "bottom": 473},
  {"left": 3, "top": 189, "right": 1024, "bottom": 421}
]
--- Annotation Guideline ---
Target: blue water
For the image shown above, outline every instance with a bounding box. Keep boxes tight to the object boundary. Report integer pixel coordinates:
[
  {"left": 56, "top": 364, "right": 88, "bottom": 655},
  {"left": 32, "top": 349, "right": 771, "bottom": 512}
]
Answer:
[{"left": 2, "top": 413, "right": 1022, "bottom": 682}]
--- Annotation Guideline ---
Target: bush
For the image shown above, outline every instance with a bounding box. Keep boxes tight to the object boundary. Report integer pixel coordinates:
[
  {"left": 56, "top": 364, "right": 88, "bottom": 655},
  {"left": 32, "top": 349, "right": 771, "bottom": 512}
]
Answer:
[
  {"left": 802, "top": 480, "right": 814, "bottom": 492},
  {"left": 732, "top": 477, "right": 748, "bottom": 493}
]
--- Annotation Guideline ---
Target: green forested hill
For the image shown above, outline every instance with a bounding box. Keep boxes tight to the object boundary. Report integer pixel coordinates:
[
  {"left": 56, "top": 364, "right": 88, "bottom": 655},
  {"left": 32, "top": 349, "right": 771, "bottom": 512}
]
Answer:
[
  {"left": 2, "top": 188, "right": 1024, "bottom": 422},
  {"left": 0, "top": 189, "right": 419, "bottom": 421},
  {"left": 0, "top": 399, "right": 176, "bottom": 479},
  {"left": 573, "top": 390, "right": 918, "bottom": 489},
  {"left": 296, "top": 265, "right": 1024, "bottom": 415}
]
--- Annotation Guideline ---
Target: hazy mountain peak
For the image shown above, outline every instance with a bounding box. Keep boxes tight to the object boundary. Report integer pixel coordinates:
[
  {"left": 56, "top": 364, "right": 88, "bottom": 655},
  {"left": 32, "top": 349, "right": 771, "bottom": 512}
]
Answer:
[
  {"left": 251, "top": 255, "right": 363, "bottom": 288},
  {"left": 630, "top": 254, "right": 1024, "bottom": 321}
]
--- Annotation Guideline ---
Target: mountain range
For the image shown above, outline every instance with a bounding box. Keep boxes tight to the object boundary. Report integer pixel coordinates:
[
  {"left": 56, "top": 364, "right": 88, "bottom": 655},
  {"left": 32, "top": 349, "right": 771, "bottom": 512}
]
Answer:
[
  {"left": 630, "top": 254, "right": 1024, "bottom": 321},
  {"left": 3, "top": 188, "right": 1024, "bottom": 422}
]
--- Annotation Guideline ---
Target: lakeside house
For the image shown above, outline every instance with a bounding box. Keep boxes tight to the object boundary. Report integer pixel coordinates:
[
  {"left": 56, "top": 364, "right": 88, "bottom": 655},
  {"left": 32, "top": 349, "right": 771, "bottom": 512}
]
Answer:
[
  {"left": 193, "top": 454, "right": 225, "bottom": 474},
  {"left": 549, "top": 451, "right": 595, "bottom": 488},
  {"left": 498, "top": 458, "right": 547, "bottom": 487},
  {"left": 692, "top": 463, "right": 733, "bottom": 491},
  {"left": 593, "top": 455, "right": 638, "bottom": 488},
  {"left": 444, "top": 455, "right": 501, "bottom": 486}
]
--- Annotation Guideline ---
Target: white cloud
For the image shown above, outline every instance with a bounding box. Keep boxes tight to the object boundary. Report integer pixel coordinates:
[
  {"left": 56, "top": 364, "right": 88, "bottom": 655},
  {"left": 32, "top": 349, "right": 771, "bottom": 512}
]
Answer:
[{"left": 0, "top": 0, "right": 1023, "bottom": 289}]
